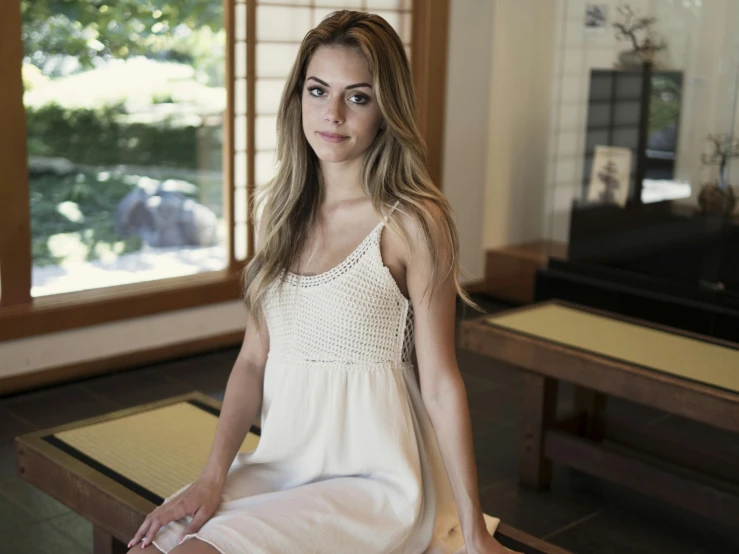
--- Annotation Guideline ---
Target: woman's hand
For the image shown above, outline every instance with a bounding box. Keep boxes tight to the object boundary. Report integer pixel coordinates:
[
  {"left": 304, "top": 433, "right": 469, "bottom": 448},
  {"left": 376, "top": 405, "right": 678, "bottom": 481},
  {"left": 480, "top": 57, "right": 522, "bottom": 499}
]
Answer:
[
  {"left": 467, "top": 532, "right": 522, "bottom": 554},
  {"left": 127, "top": 473, "right": 224, "bottom": 549}
]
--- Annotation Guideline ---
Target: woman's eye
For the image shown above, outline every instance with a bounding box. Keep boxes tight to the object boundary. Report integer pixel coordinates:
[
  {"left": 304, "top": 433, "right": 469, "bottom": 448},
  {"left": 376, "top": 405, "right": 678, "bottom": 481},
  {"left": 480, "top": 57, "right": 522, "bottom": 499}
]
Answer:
[
  {"left": 349, "top": 94, "right": 370, "bottom": 105},
  {"left": 307, "top": 86, "right": 325, "bottom": 97}
]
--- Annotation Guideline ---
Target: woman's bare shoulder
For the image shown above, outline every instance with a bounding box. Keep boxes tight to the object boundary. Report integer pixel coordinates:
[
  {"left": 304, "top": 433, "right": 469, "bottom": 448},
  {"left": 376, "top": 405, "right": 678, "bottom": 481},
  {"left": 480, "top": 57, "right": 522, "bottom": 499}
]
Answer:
[
  {"left": 389, "top": 200, "right": 449, "bottom": 266},
  {"left": 393, "top": 200, "right": 447, "bottom": 242}
]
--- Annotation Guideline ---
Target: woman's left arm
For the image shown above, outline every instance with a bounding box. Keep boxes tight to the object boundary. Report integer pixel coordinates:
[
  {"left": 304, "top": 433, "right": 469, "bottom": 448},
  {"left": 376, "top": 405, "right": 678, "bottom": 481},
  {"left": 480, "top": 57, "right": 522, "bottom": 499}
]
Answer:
[{"left": 402, "top": 211, "right": 498, "bottom": 552}]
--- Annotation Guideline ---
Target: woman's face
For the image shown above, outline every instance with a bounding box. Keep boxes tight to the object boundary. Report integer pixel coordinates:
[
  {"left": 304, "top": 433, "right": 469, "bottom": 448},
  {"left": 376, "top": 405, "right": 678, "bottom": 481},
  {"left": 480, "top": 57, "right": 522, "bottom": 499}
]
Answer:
[{"left": 301, "top": 45, "right": 383, "bottom": 166}]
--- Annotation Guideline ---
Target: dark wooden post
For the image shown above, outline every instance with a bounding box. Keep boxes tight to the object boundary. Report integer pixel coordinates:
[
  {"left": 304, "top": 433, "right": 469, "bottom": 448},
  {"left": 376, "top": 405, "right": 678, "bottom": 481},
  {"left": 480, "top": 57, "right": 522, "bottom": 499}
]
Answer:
[
  {"left": 519, "top": 373, "right": 558, "bottom": 489},
  {"left": 93, "top": 526, "right": 129, "bottom": 554},
  {"left": 632, "top": 61, "right": 653, "bottom": 205}
]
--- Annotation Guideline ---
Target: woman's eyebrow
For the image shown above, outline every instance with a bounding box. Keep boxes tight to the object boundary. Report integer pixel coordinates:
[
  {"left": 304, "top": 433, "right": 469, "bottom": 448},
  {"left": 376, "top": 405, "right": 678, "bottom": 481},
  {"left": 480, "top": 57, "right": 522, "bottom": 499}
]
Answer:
[{"left": 307, "top": 76, "right": 372, "bottom": 90}]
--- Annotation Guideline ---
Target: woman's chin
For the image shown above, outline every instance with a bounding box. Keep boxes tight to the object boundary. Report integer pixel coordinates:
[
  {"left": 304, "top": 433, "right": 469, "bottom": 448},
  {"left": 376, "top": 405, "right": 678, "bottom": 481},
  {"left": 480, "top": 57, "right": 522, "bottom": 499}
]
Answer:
[{"left": 314, "top": 150, "right": 354, "bottom": 164}]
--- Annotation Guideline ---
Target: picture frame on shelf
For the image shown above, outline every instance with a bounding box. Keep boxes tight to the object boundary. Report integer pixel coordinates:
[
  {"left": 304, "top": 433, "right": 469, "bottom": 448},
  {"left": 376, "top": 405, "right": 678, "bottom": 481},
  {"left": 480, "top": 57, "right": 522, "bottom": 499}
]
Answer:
[{"left": 587, "top": 145, "right": 632, "bottom": 207}]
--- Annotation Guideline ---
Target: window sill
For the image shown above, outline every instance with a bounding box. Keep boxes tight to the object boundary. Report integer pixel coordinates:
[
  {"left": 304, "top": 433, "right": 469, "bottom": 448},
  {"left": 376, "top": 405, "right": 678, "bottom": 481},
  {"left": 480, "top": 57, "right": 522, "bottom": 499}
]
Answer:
[{"left": 0, "top": 267, "right": 245, "bottom": 343}]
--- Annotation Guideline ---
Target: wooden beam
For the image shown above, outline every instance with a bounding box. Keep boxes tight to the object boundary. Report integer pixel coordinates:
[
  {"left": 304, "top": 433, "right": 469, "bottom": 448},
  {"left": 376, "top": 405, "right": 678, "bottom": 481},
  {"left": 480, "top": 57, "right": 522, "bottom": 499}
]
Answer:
[
  {"left": 224, "top": 0, "right": 237, "bottom": 268},
  {"left": 411, "top": 0, "right": 450, "bottom": 189},
  {"left": 519, "top": 373, "right": 557, "bottom": 489},
  {"left": 0, "top": 0, "right": 32, "bottom": 307},
  {"left": 246, "top": 0, "right": 256, "bottom": 258},
  {"left": 544, "top": 430, "right": 739, "bottom": 527},
  {"left": 603, "top": 416, "right": 739, "bottom": 485},
  {"left": 495, "top": 523, "right": 574, "bottom": 554},
  {"left": 0, "top": 269, "right": 243, "bottom": 343}
]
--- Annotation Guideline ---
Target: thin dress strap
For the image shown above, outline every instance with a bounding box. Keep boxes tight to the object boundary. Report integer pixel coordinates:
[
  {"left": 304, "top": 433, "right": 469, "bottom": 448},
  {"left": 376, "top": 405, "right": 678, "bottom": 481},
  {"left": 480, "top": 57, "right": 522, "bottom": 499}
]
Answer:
[{"left": 383, "top": 200, "right": 401, "bottom": 223}]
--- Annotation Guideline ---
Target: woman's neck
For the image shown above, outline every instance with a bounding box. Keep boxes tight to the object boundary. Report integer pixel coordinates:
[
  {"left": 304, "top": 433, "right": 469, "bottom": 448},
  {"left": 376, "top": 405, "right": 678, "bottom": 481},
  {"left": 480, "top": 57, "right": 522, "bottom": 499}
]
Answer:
[{"left": 319, "top": 157, "right": 367, "bottom": 206}]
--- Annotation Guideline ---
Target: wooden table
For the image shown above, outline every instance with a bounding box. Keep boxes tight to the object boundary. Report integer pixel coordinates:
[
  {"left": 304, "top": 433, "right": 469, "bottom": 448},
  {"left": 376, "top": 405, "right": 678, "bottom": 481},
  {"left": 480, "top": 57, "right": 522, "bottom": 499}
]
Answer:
[
  {"left": 15, "top": 391, "right": 571, "bottom": 554},
  {"left": 460, "top": 301, "right": 739, "bottom": 527}
]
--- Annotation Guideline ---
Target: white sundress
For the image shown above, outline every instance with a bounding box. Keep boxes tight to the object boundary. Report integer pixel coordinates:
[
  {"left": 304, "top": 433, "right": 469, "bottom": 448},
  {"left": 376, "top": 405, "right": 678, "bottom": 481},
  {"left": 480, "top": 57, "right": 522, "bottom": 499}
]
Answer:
[{"left": 153, "top": 201, "right": 500, "bottom": 554}]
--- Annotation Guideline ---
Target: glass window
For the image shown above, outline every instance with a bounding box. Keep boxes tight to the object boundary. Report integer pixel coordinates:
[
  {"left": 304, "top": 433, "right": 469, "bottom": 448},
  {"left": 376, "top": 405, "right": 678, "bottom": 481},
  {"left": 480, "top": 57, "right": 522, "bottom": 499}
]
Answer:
[{"left": 22, "top": 0, "right": 228, "bottom": 296}]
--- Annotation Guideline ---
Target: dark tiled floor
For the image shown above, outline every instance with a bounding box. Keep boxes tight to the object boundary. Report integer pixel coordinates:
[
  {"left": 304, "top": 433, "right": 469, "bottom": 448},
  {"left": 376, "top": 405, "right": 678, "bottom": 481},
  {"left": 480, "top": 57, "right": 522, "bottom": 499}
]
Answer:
[{"left": 0, "top": 295, "right": 736, "bottom": 553}]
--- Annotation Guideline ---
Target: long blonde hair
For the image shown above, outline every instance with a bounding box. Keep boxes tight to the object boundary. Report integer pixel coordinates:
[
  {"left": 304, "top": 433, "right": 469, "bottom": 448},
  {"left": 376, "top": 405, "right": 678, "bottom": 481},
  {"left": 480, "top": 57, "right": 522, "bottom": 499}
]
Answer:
[{"left": 243, "top": 10, "right": 478, "bottom": 325}]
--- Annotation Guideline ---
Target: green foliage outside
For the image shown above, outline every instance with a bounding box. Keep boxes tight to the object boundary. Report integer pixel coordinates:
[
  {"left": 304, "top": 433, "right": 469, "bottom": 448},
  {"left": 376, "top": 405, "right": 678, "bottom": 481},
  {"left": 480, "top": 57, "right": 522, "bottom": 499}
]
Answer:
[
  {"left": 21, "top": 0, "right": 223, "bottom": 83},
  {"left": 24, "top": 0, "right": 226, "bottom": 268},
  {"left": 26, "top": 103, "right": 207, "bottom": 169}
]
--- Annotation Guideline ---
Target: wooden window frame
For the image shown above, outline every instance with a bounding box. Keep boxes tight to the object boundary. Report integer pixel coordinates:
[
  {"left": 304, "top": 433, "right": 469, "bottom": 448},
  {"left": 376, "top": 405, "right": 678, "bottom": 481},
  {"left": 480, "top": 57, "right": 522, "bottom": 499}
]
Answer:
[{"left": 0, "top": 0, "right": 449, "bottom": 344}]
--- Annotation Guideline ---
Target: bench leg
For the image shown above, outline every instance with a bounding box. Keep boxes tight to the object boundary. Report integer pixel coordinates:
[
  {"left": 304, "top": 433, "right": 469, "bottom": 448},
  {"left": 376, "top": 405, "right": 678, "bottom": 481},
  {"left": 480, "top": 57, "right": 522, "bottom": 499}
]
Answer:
[
  {"left": 519, "top": 373, "right": 558, "bottom": 489},
  {"left": 93, "top": 526, "right": 129, "bottom": 554},
  {"left": 573, "top": 386, "right": 606, "bottom": 441}
]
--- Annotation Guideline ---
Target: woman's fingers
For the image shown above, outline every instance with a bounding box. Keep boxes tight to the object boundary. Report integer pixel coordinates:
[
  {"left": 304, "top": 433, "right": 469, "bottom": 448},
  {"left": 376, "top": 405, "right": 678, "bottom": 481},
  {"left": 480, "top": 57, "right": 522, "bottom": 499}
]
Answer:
[
  {"left": 127, "top": 483, "right": 214, "bottom": 549},
  {"left": 127, "top": 505, "right": 173, "bottom": 549},
  {"left": 177, "top": 508, "right": 210, "bottom": 544},
  {"left": 127, "top": 518, "right": 152, "bottom": 549},
  {"left": 141, "top": 517, "right": 163, "bottom": 549},
  {"left": 131, "top": 498, "right": 197, "bottom": 548}
]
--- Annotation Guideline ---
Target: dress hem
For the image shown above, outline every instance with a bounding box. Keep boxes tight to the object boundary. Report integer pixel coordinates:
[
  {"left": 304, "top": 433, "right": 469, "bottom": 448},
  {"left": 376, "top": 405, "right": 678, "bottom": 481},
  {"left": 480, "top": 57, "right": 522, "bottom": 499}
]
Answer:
[{"left": 152, "top": 534, "right": 227, "bottom": 554}]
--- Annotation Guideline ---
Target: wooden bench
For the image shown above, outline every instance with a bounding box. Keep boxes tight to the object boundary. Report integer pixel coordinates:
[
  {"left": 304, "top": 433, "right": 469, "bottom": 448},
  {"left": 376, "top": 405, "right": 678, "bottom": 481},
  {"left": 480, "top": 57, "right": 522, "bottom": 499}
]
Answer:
[
  {"left": 460, "top": 300, "right": 739, "bottom": 527},
  {"left": 15, "top": 392, "right": 571, "bottom": 554}
]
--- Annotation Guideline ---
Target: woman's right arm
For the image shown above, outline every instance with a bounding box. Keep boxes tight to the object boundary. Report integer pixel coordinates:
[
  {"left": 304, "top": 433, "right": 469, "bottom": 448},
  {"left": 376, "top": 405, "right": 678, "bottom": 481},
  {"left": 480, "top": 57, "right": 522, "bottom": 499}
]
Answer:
[
  {"left": 202, "top": 213, "right": 271, "bottom": 484},
  {"left": 129, "top": 217, "right": 270, "bottom": 550},
  {"left": 200, "top": 307, "right": 269, "bottom": 486}
]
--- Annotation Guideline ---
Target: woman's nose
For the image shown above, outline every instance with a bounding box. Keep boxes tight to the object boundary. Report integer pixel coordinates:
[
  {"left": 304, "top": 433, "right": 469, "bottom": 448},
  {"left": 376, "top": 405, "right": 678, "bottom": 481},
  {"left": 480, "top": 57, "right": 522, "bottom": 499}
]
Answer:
[{"left": 324, "top": 96, "right": 344, "bottom": 125}]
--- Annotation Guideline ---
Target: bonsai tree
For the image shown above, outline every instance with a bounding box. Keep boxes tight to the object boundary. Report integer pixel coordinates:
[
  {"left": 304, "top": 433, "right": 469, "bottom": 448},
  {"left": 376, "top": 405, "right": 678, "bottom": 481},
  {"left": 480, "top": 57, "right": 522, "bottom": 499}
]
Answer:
[
  {"left": 613, "top": 5, "right": 666, "bottom": 65},
  {"left": 702, "top": 134, "right": 739, "bottom": 190},
  {"left": 697, "top": 134, "right": 739, "bottom": 216}
]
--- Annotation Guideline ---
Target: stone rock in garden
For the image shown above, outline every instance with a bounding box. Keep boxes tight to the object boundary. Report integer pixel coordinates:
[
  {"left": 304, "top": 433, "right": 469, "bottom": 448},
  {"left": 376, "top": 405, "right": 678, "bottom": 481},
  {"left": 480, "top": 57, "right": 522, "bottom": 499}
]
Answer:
[{"left": 115, "top": 186, "right": 218, "bottom": 247}]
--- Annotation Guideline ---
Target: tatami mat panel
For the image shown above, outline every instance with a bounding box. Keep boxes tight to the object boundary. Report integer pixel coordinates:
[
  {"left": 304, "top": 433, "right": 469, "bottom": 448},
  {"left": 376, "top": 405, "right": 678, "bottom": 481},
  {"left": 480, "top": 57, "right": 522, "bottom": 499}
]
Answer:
[{"left": 55, "top": 402, "right": 260, "bottom": 498}]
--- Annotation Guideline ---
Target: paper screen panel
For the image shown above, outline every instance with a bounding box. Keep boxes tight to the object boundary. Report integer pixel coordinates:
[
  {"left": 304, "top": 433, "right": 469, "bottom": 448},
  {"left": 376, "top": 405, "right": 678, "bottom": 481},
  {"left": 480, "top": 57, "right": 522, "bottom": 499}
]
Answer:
[
  {"left": 235, "top": 188, "right": 247, "bottom": 224},
  {"left": 257, "top": 6, "right": 312, "bottom": 41},
  {"left": 256, "top": 151, "right": 278, "bottom": 187},
  {"left": 256, "top": 79, "right": 285, "bottom": 114},
  {"left": 234, "top": 222, "right": 248, "bottom": 260},
  {"left": 367, "top": 0, "right": 411, "bottom": 9},
  {"left": 54, "top": 403, "right": 260, "bottom": 499},
  {"left": 256, "top": 116, "right": 278, "bottom": 151},
  {"left": 316, "top": 0, "right": 362, "bottom": 7},
  {"left": 257, "top": 43, "right": 300, "bottom": 78},
  {"left": 232, "top": 1, "right": 249, "bottom": 261},
  {"left": 487, "top": 304, "right": 739, "bottom": 394}
]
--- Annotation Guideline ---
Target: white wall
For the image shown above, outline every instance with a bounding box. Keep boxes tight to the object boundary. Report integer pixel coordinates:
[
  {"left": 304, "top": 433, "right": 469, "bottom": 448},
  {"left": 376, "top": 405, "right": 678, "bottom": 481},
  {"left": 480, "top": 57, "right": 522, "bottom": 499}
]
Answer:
[
  {"left": 0, "top": 301, "right": 246, "bottom": 381},
  {"left": 442, "top": 0, "right": 494, "bottom": 283},
  {"left": 483, "top": 0, "right": 557, "bottom": 250}
]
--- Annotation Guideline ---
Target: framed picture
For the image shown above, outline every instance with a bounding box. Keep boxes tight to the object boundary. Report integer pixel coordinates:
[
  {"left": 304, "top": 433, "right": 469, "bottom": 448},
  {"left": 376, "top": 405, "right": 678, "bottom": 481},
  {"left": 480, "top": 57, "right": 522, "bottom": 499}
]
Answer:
[
  {"left": 587, "top": 145, "right": 632, "bottom": 207},
  {"left": 585, "top": 4, "right": 608, "bottom": 29}
]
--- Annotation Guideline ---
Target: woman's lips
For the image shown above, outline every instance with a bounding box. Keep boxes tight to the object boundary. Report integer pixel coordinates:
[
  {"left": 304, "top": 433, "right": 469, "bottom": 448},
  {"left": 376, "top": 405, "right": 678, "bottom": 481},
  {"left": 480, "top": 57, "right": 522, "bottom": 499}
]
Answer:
[{"left": 318, "top": 132, "right": 348, "bottom": 143}]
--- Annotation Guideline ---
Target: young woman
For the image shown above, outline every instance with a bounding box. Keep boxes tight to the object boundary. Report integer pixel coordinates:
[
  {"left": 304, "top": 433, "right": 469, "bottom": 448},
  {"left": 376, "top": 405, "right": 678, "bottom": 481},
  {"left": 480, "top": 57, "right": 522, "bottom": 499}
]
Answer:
[{"left": 128, "top": 10, "right": 516, "bottom": 554}]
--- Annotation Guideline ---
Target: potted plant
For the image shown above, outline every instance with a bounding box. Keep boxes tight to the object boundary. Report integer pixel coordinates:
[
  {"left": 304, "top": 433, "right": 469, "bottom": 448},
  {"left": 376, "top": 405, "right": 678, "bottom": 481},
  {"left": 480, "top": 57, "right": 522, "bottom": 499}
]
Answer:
[
  {"left": 697, "top": 134, "right": 739, "bottom": 216},
  {"left": 613, "top": 5, "right": 667, "bottom": 69}
]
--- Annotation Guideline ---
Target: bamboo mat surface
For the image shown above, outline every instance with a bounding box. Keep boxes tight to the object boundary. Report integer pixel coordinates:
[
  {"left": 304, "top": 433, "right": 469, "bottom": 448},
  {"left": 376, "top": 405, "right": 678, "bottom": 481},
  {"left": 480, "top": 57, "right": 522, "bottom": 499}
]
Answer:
[
  {"left": 487, "top": 304, "right": 739, "bottom": 394},
  {"left": 55, "top": 402, "right": 260, "bottom": 498}
]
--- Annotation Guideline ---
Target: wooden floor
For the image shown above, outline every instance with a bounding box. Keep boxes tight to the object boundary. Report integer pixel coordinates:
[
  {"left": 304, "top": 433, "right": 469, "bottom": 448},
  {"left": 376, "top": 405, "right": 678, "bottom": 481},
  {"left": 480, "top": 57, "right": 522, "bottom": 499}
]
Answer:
[{"left": 0, "top": 294, "right": 737, "bottom": 554}]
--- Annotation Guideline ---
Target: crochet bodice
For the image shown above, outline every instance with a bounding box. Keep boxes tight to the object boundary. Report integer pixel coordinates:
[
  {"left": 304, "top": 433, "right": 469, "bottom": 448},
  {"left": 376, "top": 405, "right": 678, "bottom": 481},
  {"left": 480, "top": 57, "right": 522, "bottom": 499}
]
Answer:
[{"left": 263, "top": 207, "right": 414, "bottom": 366}]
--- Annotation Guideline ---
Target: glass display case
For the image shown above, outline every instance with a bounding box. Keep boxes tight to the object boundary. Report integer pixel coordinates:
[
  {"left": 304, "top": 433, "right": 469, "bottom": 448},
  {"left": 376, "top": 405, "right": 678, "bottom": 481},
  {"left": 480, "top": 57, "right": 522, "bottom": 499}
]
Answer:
[{"left": 537, "top": 0, "right": 739, "bottom": 341}]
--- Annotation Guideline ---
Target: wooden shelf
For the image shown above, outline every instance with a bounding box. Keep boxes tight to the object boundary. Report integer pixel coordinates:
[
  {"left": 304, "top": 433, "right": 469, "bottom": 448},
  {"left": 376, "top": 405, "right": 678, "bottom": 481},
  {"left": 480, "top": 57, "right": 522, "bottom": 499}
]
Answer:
[{"left": 483, "top": 240, "right": 567, "bottom": 304}]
